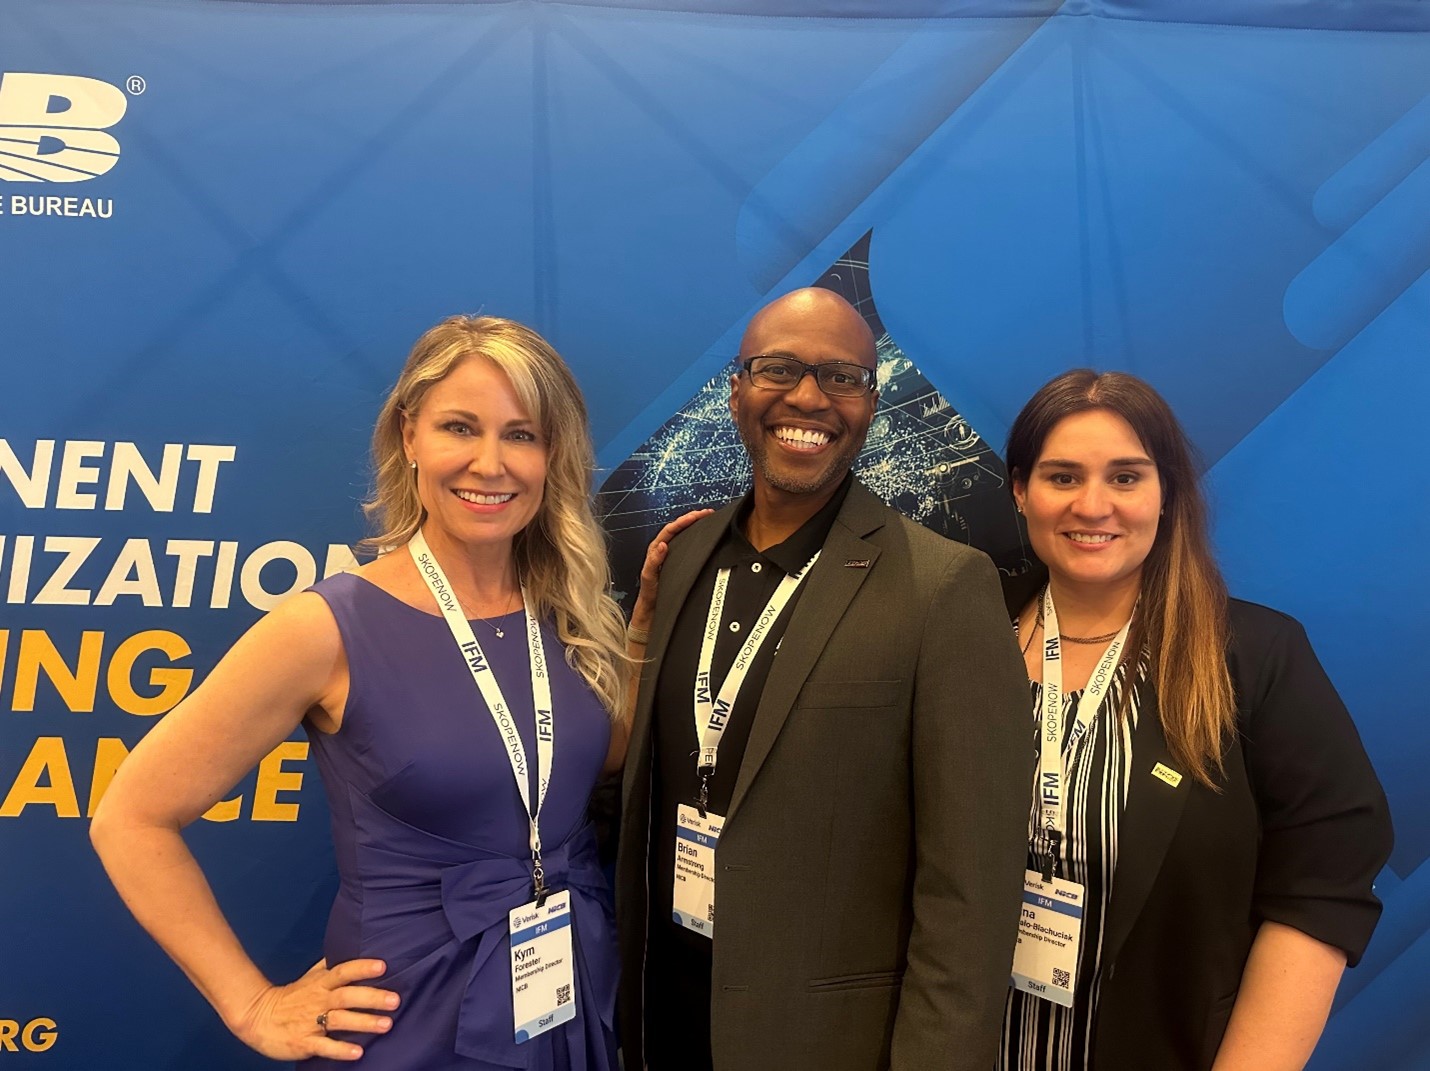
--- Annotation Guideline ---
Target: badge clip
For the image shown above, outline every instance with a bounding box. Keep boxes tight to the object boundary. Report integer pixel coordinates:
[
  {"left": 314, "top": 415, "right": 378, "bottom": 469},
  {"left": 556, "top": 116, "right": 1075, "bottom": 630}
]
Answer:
[
  {"left": 1040, "top": 830, "right": 1061, "bottom": 883},
  {"left": 694, "top": 755, "right": 716, "bottom": 818}
]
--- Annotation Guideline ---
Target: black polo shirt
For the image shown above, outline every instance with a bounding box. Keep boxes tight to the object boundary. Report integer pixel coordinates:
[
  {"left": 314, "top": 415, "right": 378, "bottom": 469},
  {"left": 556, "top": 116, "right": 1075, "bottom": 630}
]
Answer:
[{"left": 643, "top": 476, "right": 851, "bottom": 1071}]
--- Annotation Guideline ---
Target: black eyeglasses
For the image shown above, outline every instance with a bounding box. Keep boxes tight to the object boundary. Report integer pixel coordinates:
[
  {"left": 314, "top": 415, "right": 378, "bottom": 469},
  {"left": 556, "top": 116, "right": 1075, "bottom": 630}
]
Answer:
[{"left": 740, "top": 355, "right": 877, "bottom": 398}]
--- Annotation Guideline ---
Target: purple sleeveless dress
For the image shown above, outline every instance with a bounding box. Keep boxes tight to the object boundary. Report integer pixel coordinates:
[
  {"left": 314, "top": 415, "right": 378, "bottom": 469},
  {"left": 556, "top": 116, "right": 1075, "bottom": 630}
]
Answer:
[{"left": 303, "top": 572, "right": 618, "bottom": 1071}]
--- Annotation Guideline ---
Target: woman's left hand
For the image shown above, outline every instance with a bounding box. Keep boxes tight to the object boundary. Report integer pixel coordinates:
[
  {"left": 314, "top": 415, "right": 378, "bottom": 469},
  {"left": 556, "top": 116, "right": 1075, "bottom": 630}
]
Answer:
[
  {"left": 630, "top": 509, "right": 713, "bottom": 636},
  {"left": 606, "top": 508, "right": 712, "bottom": 775},
  {"left": 229, "top": 957, "right": 399, "bottom": 1062}
]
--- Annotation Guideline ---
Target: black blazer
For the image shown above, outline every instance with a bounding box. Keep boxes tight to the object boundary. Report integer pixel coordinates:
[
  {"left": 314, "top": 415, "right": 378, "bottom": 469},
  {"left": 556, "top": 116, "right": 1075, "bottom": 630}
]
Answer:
[{"left": 1007, "top": 574, "right": 1393, "bottom": 1070}]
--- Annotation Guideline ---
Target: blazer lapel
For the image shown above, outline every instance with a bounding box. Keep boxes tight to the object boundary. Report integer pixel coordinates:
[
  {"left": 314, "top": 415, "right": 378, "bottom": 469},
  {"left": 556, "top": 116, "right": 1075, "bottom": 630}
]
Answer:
[
  {"left": 725, "top": 484, "right": 887, "bottom": 823},
  {"left": 1102, "top": 687, "right": 1190, "bottom": 970}
]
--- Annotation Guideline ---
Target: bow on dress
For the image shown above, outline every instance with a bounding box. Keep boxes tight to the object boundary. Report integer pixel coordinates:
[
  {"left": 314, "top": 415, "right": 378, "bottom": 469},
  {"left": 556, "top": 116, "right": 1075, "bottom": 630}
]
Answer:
[{"left": 344, "top": 787, "right": 618, "bottom": 1070}]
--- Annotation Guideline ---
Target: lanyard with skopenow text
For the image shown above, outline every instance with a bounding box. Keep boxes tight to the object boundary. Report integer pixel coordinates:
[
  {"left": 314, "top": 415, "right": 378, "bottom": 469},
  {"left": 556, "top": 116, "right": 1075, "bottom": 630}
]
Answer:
[
  {"left": 1036, "top": 585, "right": 1133, "bottom": 881},
  {"left": 409, "top": 531, "right": 554, "bottom": 900},
  {"left": 690, "top": 551, "right": 820, "bottom": 813}
]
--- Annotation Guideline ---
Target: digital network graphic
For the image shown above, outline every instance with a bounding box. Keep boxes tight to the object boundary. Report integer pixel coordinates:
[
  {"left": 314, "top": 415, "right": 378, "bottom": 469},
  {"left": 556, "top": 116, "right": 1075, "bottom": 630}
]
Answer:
[{"left": 598, "top": 232, "right": 1031, "bottom": 611}]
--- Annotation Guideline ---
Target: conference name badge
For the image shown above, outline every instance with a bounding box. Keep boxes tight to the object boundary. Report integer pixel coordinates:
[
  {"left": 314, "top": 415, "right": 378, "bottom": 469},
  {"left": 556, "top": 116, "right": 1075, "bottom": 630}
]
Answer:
[
  {"left": 1010, "top": 870, "right": 1084, "bottom": 1008},
  {"left": 673, "top": 803, "right": 722, "bottom": 939},
  {"left": 509, "top": 891, "right": 577, "bottom": 1043}
]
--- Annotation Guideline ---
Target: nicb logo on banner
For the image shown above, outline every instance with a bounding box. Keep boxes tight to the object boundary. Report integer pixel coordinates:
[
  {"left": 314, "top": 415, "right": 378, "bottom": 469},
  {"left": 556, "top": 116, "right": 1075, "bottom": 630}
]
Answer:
[{"left": 0, "top": 72, "right": 129, "bottom": 182}]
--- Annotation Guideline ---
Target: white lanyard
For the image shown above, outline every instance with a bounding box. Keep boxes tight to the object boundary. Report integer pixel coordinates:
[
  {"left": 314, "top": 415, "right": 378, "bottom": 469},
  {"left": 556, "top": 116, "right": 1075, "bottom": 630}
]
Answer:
[
  {"left": 1036, "top": 585, "right": 1132, "bottom": 880},
  {"left": 691, "top": 551, "right": 819, "bottom": 810},
  {"left": 409, "top": 531, "right": 554, "bottom": 895}
]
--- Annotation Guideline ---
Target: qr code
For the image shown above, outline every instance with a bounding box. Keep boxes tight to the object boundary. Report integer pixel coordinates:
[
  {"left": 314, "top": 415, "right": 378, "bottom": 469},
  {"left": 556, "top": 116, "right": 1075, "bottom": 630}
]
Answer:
[
  {"left": 1052, "top": 969, "right": 1071, "bottom": 990},
  {"left": 556, "top": 984, "right": 572, "bottom": 1006}
]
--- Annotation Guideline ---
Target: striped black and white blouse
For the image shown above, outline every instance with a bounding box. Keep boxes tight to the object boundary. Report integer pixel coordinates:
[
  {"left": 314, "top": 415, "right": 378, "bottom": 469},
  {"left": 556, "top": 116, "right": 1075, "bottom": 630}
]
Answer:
[{"left": 996, "top": 651, "right": 1144, "bottom": 1071}]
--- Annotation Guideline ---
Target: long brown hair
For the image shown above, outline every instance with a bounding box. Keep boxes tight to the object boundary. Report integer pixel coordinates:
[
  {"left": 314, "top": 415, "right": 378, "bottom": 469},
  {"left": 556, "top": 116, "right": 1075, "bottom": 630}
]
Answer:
[
  {"left": 1006, "top": 369, "right": 1235, "bottom": 787},
  {"left": 364, "top": 315, "right": 630, "bottom": 718}
]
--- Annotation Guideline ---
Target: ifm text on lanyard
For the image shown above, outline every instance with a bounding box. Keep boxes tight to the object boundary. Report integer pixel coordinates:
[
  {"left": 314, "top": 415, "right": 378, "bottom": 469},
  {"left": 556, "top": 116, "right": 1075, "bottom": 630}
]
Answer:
[
  {"left": 674, "top": 551, "right": 819, "bottom": 939},
  {"left": 1012, "top": 586, "right": 1132, "bottom": 1008},
  {"left": 408, "top": 533, "right": 574, "bottom": 1043}
]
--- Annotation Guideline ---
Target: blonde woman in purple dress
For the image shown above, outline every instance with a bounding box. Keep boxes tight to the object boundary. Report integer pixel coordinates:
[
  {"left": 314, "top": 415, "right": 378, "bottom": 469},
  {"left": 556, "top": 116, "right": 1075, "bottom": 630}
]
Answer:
[{"left": 93, "top": 317, "right": 632, "bottom": 1069}]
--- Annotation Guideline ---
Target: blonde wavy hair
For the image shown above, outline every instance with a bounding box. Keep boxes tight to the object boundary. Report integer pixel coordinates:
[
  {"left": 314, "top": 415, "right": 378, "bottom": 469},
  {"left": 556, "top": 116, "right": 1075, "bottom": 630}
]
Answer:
[{"left": 364, "top": 315, "right": 630, "bottom": 717}]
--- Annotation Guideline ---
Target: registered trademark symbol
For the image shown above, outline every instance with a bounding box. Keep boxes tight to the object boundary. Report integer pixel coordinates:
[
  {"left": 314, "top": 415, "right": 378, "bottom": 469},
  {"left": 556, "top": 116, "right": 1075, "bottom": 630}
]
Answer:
[{"left": 126, "top": 75, "right": 147, "bottom": 95}]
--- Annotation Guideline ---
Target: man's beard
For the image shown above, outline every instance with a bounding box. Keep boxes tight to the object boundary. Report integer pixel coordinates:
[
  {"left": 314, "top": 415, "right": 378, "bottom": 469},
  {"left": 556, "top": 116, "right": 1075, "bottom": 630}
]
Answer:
[{"left": 740, "top": 423, "right": 864, "bottom": 496}]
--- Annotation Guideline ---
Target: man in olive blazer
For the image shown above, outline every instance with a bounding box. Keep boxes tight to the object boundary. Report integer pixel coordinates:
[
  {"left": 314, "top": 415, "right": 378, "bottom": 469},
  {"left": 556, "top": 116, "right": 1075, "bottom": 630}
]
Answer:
[{"left": 617, "top": 288, "right": 1032, "bottom": 1070}]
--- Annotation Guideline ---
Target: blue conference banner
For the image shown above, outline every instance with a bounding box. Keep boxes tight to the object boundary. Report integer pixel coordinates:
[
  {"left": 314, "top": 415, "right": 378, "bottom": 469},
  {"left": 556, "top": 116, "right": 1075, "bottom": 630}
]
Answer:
[{"left": 1, "top": 1, "right": 1427, "bottom": 1066}]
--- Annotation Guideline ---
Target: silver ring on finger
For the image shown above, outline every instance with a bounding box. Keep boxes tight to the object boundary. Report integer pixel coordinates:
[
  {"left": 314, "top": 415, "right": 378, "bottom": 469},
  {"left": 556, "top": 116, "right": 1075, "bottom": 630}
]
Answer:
[{"left": 316, "top": 1012, "right": 329, "bottom": 1033}]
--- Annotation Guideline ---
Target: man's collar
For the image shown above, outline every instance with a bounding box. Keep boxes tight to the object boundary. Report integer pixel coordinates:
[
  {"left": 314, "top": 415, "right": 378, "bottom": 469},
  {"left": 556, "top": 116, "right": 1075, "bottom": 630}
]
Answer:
[{"left": 723, "top": 473, "right": 854, "bottom": 574}]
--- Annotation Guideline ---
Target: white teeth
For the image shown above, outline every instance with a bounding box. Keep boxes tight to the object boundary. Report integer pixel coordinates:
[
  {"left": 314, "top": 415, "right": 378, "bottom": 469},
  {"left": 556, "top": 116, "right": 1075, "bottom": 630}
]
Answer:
[
  {"left": 1067, "top": 533, "right": 1115, "bottom": 544},
  {"left": 455, "top": 490, "right": 515, "bottom": 505},
  {"left": 773, "top": 426, "right": 832, "bottom": 448}
]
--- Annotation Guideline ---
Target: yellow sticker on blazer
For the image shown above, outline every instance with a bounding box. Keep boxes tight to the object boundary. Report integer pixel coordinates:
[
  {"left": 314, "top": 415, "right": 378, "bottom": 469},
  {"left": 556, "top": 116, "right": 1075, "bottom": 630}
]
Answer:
[{"left": 1151, "top": 762, "right": 1183, "bottom": 788}]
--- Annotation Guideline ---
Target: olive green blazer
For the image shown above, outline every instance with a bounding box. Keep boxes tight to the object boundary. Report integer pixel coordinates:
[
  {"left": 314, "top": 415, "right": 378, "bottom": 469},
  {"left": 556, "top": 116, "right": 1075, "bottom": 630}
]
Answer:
[{"left": 617, "top": 481, "right": 1034, "bottom": 1071}]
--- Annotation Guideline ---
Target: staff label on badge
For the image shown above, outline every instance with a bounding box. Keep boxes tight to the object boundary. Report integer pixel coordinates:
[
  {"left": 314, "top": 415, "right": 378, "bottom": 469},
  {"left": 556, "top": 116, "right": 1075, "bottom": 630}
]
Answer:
[
  {"left": 509, "top": 891, "right": 577, "bottom": 1043},
  {"left": 1010, "top": 870, "right": 1084, "bottom": 1008},
  {"left": 673, "top": 804, "right": 723, "bottom": 939}
]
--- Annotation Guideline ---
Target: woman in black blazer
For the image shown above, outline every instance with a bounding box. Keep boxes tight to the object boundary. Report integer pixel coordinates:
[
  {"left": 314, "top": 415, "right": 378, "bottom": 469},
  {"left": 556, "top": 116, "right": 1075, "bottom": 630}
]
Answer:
[{"left": 996, "top": 370, "right": 1392, "bottom": 1071}]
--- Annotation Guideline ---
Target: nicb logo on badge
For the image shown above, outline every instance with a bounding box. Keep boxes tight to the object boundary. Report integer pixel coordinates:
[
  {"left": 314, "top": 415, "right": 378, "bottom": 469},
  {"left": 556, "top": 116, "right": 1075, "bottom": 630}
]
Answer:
[{"left": 0, "top": 72, "right": 127, "bottom": 182}]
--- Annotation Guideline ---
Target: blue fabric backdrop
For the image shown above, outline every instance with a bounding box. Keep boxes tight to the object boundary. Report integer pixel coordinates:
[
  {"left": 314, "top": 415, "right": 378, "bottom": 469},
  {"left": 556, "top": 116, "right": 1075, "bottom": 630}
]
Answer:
[{"left": 1, "top": 1, "right": 1427, "bottom": 1066}]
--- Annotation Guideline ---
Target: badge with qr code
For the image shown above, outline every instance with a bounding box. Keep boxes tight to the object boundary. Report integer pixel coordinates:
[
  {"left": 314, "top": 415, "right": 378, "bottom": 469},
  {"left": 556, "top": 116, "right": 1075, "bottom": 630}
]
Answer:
[
  {"left": 1010, "top": 870, "right": 1085, "bottom": 1008},
  {"left": 673, "top": 804, "right": 723, "bottom": 939},
  {"left": 509, "top": 891, "right": 577, "bottom": 1042}
]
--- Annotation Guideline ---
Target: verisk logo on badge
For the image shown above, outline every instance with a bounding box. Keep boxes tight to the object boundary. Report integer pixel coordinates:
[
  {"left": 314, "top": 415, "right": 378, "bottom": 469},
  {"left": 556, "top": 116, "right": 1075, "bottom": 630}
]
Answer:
[{"left": 0, "top": 73, "right": 127, "bottom": 182}]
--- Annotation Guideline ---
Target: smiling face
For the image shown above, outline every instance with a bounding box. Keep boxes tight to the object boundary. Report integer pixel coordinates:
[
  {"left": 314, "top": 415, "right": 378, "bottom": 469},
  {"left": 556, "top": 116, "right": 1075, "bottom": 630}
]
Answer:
[
  {"left": 730, "top": 290, "right": 878, "bottom": 503},
  {"left": 401, "top": 356, "right": 547, "bottom": 560},
  {"left": 1013, "top": 408, "right": 1163, "bottom": 599}
]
